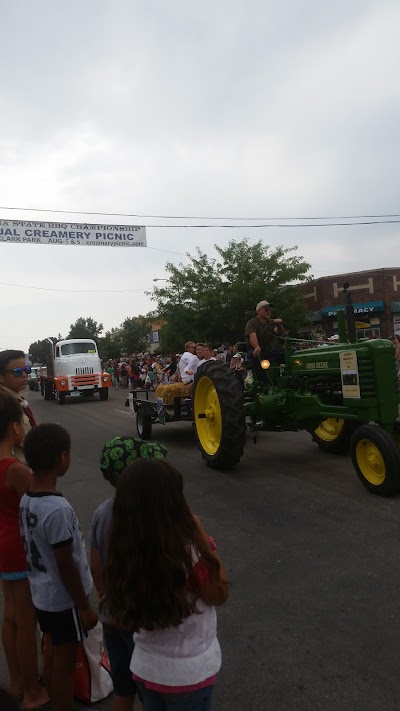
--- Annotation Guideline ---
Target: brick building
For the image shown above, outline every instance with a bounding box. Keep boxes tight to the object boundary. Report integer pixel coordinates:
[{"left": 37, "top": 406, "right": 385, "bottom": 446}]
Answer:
[{"left": 301, "top": 268, "right": 400, "bottom": 339}]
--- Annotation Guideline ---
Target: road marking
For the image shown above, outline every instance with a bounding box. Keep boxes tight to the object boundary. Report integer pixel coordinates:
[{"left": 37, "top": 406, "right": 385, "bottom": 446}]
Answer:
[{"left": 114, "top": 409, "right": 131, "bottom": 416}]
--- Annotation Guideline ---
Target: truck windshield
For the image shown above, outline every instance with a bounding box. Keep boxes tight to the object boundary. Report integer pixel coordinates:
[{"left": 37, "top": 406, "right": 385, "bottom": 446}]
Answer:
[{"left": 60, "top": 342, "right": 97, "bottom": 356}]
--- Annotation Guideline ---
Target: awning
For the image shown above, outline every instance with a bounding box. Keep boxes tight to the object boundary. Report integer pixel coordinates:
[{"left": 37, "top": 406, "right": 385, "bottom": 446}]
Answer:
[{"left": 321, "top": 300, "right": 385, "bottom": 318}]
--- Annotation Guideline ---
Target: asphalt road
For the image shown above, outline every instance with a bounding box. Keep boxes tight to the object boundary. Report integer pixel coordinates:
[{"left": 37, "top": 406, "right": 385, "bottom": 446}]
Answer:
[{"left": 1, "top": 388, "right": 400, "bottom": 711}]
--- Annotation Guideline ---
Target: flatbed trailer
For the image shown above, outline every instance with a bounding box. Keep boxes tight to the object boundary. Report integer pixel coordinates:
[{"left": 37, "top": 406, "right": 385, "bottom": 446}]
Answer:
[{"left": 126, "top": 389, "right": 193, "bottom": 438}]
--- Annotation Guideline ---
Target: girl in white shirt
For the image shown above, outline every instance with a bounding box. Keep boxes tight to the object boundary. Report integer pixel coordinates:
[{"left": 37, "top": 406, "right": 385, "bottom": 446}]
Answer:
[{"left": 104, "top": 459, "right": 229, "bottom": 711}]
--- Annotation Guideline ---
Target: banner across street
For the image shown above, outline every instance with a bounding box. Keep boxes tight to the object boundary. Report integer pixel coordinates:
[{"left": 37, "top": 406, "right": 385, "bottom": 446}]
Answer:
[{"left": 0, "top": 220, "right": 147, "bottom": 247}]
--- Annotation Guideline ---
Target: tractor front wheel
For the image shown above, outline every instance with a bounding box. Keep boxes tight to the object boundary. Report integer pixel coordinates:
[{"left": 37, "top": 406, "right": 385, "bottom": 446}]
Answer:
[
  {"left": 311, "top": 418, "right": 355, "bottom": 454},
  {"left": 193, "top": 362, "right": 246, "bottom": 470},
  {"left": 350, "top": 424, "right": 400, "bottom": 496}
]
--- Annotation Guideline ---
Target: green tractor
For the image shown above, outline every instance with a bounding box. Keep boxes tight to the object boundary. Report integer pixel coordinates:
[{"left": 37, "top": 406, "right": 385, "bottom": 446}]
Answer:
[{"left": 193, "top": 289, "right": 400, "bottom": 496}]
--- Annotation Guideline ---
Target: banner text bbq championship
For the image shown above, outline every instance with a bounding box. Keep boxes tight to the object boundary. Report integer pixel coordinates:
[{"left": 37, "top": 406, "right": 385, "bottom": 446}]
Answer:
[{"left": 0, "top": 220, "right": 147, "bottom": 247}]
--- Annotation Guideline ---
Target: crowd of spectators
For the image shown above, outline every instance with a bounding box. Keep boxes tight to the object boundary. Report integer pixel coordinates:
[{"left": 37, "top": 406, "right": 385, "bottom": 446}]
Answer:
[{"left": 103, "top": 343, "right": 241, "bottom": 391}]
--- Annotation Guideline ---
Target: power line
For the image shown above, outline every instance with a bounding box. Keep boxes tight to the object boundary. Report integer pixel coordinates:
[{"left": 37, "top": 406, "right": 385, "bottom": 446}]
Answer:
[
  {"left": 125, "top": 220, "right": 399, "bottom": 227},
  {"left": 0, "top": 282, "right": 155, "bottom": 294},
  {"left": 0, "top": 204, "right": 399, "bottom": 221}
]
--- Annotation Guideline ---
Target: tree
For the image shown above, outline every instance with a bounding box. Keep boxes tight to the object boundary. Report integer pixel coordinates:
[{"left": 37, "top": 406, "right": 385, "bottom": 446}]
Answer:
[
  {"left": 28, "top": 337, "right": 58, "bottom": 364},
  {"left": 98, "top": 328, "right": 124, "bottom": 361},
  {"left": 98, "top": 317, "right": 150, "bottom": 361},
  {"left": 119, "top": 317, "right": 150, "bottom": 355},
  {"left": 67, "top": 317, "right": 103, "bottom": 341},
  {"left": 151, "top": 239, "right": 312, "bottom": 351}
]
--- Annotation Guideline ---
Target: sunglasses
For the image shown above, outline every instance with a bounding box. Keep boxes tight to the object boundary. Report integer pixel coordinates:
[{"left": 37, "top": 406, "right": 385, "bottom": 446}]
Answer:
[{"left": 5, "top": 366, "right": 32, "bottom": 377}]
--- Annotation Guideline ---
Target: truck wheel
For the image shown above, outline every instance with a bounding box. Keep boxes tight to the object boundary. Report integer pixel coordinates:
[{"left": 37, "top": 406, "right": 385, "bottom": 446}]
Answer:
[
  {"left": 351, "top": 424, "right": 400, "bottom": 496},
  {"left": 58, "top": 393, "right": 66, "bottom": 405},
  {"left": 44, "top": 382, "right": 53, "bottom": 401},
  {"left": 311, "top": 418, "right": 355, "bottom": 454},
  {"left": 193, "top": 361, "right": 246, "bottom": 470},
  {"left": 99, "top": 388, "right": 109, "bottom": 401},
  {"left": 136, "top": 410, "right": 152, "bottom": 439}
]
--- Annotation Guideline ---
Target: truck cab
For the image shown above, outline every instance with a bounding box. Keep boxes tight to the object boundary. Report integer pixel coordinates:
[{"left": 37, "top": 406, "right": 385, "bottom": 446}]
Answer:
[{"left": 43, "top": 339, "right": 111, "bottom": 403}]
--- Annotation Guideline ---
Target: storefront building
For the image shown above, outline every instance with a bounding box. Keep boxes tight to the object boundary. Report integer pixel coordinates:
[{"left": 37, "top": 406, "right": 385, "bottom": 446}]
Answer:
[{"left": 300, "top": 268, "right": 400, "bottom": 339}]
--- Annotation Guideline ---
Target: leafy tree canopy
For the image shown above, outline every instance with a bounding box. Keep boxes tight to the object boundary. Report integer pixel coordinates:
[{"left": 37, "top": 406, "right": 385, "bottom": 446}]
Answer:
[
  {"left": 67, "top": 317, "right": 103, "bottom": 341},
  {"left": 99, "top": 317, "right": 150, "bottom": 361},
  {"left": 151, "top": 239, "right": 312, "bottom": 351},
  {"left": 28, "top": 337, "right": 59, "bottom": 365}
]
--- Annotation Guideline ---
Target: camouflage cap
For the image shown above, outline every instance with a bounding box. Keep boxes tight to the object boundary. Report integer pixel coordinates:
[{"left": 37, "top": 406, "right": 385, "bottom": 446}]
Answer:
[{"left": 100, "top": 436, "right": 167, "bottom": 487}]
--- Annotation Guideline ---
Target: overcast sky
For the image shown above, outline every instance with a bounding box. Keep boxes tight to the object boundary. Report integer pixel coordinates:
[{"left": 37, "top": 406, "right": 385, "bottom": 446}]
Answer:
[{"left": 1, "top": 0, "right": 399, "bottom": 352}]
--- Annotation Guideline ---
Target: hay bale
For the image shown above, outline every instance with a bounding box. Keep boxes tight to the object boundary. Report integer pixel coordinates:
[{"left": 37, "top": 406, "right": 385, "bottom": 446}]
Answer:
[{"left": 155, "top": 383, "right": 191, "bottom": 405}]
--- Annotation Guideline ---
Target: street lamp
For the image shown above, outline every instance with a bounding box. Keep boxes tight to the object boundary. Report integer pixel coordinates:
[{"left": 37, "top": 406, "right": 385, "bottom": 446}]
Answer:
[{"left": 153, "top": 278, "right": 168, "bottom": 282}]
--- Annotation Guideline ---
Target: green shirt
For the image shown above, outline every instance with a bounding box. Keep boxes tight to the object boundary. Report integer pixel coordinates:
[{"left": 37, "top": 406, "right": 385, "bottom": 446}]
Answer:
[{"left": 245, "top": 317, "right": 275, "bottom": 352}]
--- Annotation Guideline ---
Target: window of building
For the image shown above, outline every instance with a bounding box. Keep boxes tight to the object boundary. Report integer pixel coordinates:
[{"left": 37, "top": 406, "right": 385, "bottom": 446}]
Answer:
[
  {"left": 357, "top": 327, "right": 381, "bottom": 339},
  {"left": 150, "top": 331, "right": 160, "bottom": 344}
]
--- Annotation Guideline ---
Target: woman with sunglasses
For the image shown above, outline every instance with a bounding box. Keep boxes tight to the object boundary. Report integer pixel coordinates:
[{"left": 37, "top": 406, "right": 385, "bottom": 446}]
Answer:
[{"left": 0, "top": 351, "right": 36, "bottom": 463}]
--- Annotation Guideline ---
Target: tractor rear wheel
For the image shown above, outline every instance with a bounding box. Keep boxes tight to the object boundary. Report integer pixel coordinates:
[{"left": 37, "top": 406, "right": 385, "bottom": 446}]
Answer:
[
  {"left": 311, "top": 418, "right": 355, "bottom": 454},
  {"left": 350, "top": 424, "right": 400, "bottom": 496},
  {"left": 136, "top": 410, "right": 152, "bottom": 439},
  {"left": 193, "top": 362, "right": 246, "bottom": 470}
]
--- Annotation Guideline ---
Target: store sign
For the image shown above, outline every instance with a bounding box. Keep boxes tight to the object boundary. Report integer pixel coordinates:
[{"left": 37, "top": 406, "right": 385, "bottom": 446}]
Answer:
[
  {"left": 0, "top": 220, "right": 147, "bottom": 248},
  {"left": 321, "top": 301, "right": 384, "bottom": 318}
]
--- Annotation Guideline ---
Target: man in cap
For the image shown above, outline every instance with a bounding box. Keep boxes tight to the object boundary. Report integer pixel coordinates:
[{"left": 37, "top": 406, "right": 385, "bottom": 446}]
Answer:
[{"left": 244, "top": 300, "right": 285, "bottom": 382}]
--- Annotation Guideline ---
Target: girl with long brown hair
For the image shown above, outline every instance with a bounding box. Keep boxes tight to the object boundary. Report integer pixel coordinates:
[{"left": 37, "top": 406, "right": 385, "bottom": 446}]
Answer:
[{"left": 104, "top": 459, "right": 229, "bottom": 711}]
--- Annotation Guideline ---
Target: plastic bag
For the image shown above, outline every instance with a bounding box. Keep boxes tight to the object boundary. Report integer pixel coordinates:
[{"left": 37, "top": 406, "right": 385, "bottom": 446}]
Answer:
[{"left": 42, "top": 622, "right": 113, "bottom": 704}]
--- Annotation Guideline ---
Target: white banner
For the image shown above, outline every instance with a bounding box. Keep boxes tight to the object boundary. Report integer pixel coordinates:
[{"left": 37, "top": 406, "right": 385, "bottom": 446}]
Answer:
[{"left": 0, "top": 220, "right": 146, "bottom": 247}]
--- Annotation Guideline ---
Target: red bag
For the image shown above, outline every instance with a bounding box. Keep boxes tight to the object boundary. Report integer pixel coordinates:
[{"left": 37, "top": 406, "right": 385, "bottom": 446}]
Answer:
[{"left": 42, "top": 622, "right": 113, "bottom": 704}]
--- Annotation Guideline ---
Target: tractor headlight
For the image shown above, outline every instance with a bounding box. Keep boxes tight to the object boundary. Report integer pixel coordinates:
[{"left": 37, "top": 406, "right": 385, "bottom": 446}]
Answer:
[
  {"left": 60, "top": 379, "right": 67, "bottom": 386},
  {"left": 260, "top": 359, "right": 270, "bottom": 370}
]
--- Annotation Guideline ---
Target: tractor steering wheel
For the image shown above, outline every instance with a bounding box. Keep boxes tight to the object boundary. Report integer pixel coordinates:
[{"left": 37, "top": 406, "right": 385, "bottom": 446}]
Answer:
[{"left": 261, "top": 321, "right": 290, "bottom": 357}]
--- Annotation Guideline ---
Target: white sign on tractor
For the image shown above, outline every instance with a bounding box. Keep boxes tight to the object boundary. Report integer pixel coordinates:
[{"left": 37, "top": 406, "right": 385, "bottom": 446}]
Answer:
[{"left": 0, "top": 220, "right": 147, "bottom": 247}]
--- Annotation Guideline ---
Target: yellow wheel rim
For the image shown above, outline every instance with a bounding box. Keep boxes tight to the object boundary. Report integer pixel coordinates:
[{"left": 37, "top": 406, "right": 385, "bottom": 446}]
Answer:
[
  {"left": 314, "top": 418, "right": 344, "bottom": 442},
  {"left": 194, "top": 376, "right": 222, "bottom": 456},
  {"left": 356, "top": 438, "right": 386, "bottom": 485}
]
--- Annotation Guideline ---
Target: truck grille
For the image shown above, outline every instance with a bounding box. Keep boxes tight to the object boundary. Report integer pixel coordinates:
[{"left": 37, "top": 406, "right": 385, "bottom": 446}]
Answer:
[
  {"left": 71, "top": 374, "right": 99, "bottom": 387},
  {"left": 75, "top": 367, "right": 94, "bottom": 375}
]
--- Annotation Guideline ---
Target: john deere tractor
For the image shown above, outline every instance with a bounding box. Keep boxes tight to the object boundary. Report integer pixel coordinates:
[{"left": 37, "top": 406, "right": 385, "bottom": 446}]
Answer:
[{"left": 193, "top": 288, "right": 400, "bottom": 496}]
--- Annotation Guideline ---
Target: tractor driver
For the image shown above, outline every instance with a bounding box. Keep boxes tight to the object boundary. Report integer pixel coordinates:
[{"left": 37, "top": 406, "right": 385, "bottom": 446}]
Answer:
[{"left": 245, "top": 300, "right": 285, "bottom": 382}]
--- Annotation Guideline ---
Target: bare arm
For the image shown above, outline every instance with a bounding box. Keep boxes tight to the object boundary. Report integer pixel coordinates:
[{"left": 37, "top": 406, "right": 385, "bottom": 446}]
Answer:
[
  {"left": 90, "top": 547, "right": 104, "bottom": 599},
  {"left": 5, "top": 462, "right": 32, "bottom": 499},
  {"left": 54, "top": 544, "right": 98, "bottom": 629},
  {"left": 193, "top": 516, "right": 229, "bottom": 606},
  {"left": 248, "top": 332, "right": 261, "bottom": 355},
  {"left": 272, "top": 318, "right": 284, "bottom": 335}
]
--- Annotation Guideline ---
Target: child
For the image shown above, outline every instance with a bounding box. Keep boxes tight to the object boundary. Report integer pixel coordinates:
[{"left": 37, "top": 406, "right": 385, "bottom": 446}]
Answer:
[
  {"left": 0, "top": 393, "right": 49, "bottom": 710},
  {"left": 104, "top": 459, "right": 229, "bottom": 711},
  {"left": 20, "top": 423, "right": 98, "bottom": 711},
  {"left": 90, "top": 436, "right": 167, "bottom": 711}
]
